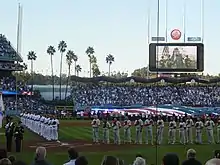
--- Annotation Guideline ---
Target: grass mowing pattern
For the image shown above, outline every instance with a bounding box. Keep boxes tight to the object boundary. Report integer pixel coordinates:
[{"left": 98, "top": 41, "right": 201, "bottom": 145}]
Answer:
[{"left": 0, "top": 120, "right": 219, "bottom": 165}]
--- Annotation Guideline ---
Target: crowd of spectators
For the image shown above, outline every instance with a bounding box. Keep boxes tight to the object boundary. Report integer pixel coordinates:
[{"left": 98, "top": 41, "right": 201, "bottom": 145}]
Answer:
[
  {"left": 0, "top": 77, "right": 30, "bottom": 92},
  {"left": 0, "top": 34, "right": 16, "bottom": 58},
  {"left": 0, "top": 63, "right": 24, "bottom": 71},
  {"left": 2, "top": 97, "right": 52, "bottom": 113},
  {"left": 1, "top": 146, "right": 220, "bottom": 165},
  {"left": 72, "top": 84, "right": 220, "bottom": 107}
]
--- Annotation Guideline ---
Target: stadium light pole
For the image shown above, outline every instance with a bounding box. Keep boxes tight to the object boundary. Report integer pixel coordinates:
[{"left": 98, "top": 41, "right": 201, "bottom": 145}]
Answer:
[
  {"left": 155, "top": 0, "right": 160, "bottom": 165},
  {"left": 182, "top": 0, "right": 186, "bottom": 43},
  {"left": 165, "top": 0, "right": 168, "bottom": 43},
  {"left": 147, "top": 0, "right": 151, "bottom": 79},
  {"left": 201, "top": 0, "right": 204, "bottom": 43},
  {"left": 16, "top": 2, "right": 23, "bottom": 113}
]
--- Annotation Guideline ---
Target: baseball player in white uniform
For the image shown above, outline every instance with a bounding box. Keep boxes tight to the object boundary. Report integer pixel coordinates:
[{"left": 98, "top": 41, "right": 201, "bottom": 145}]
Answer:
[
  {"left": 195, "top": 117, "right": 203, "bottom": 144},
  {"left": 179, "top": 118, "right": 186, "bottom": 144},
  {"left": 186, "top": 116, "right": 194, "bottom": 144},
  {"left": 205, "top": 117, "right": 215, "bottom": 144},
  {"left": 156, "top": 116, "right": 164, "bottom": 145},
  {"left": 217, "top": 117, "right": 220, "bottom": 143},
  {"left": 168, "top": 117, "right": 177, "bottom": 144},
  {"left": 144, "top": 116, "right": 154, "bottom": 145},
  {"left": 134, "top": 116, "right": 144, "bottom": 144}
]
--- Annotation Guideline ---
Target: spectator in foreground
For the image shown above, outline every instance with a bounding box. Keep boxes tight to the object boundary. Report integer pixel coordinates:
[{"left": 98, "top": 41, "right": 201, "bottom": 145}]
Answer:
[
  {"left": 118, "top": 159, "right": 124, "bottom": 165},
  {"left": 8, "top": 155, "right": 16, "bottom": 164},
  {"left": 205, "top": 158, "right": 220, "bottom": 165},
  {"left": 182, "top": 149, "right": 202, "bottom": 165},
  {"left": 31, "top": 147, "right": 50, "bottom": 165},
  {"left": 75, "top": 156, "right": 88, "bottom": 165},
  {"left": 133, "top": 154, "right": 146, "bottom": 165},
  {"left": 0, "top": 149, "right": 7, "bottom": 160},
  {"left": 214, "top": 150, "right": 220, "bottom": 159},
  {"left": 63, "top": 147, "right": 79, "bottom": 165},
  {"left": 0, "top": 158, "right": 11, "bottom": 165},
  {"left": 163, "top": 153, "right": 179, "bottom": 165},
  {"left": 101, "top": 156, "right": 119, "bottom": 165}
]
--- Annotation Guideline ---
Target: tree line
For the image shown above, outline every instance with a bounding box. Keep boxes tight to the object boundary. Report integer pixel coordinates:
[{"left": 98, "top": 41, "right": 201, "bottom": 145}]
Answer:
[{"left": 22, "top": 43, "right": 116, "bottom": 101}]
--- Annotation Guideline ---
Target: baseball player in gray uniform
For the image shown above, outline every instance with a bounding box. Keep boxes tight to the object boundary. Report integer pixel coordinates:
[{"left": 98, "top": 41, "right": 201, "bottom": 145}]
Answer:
[
  {"left": 123, "top": 116, "right": 132, "bottom": 144},
  {"left": 134, "top": 116, "right": 144, "bottom": 144},
  {"left": 102, "top": 118, "right": 111, "bottom": 144},
  {"left": 91, "top": 115, "right": 100, "bottom": 143},
  {"left": 112, "top": 118, "right": 121, "bottom": 145}
]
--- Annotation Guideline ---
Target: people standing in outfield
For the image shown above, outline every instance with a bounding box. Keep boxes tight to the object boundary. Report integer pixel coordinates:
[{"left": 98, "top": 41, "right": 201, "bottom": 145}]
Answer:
[
  {"left": 168, "top": 117, "right": 177, "bottom": 144},
  {"left": 186, "top": 116, "right": 194, "bottom": 144},
  {"left": 144, "top": 116, "right": 154, "bottom": 145},
  {"left": 111, "top": 118, "right": 121, "bottom": 145},
  {"left": 0, "top": 111, "right": 3, "bottom": 128},
  {"left": 5, "top": 116, "right": 15, "bottom": 152},
  {"left": 156, "top": 116, "right": 164, "bottom": 145},
  {"left": 217, "top": 117, "right": 220, "bottom": 143},
  {"left": 205, "top": 117, "right": 215, "bottom": 144},
  {"left": 52, "top": 117, "right": 59, "bottom": 141},
  {"left": 102, "top": 118, "right": 111, "bottom": 144},
  {"left": 195, "top": 117, "right": 203, "bottom": 144},
  {"left": 14, "top": 121, "right": 24, "bottom": 152},
  {"left": 123, "top": 116, "right": 131, "bottom": 144},
  {"left": 20, "top": 113, "right": 59, "bottom": 141},
  {"left": 91, "top": 115, "right": 100, "bottom": 144},
  {"left": 179, "top": 118, "right": 186, "bottom": 144},
  {"left": 40, "top": 115, "right": 45, "bottom": 136},
  {"left": 134, "top": 116, "right": 143, "bottom": 144}
]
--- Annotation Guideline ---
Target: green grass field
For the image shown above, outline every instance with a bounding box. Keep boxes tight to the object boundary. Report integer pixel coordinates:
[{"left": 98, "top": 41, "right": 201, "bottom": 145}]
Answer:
[{"left": 0, "top": 120, "right": 219, "bottom": 165}]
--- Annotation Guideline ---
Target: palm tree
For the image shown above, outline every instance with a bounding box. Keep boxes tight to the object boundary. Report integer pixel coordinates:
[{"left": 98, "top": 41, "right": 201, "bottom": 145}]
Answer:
[
  {"left": 65, "top": 50, "right": 74, "bottom": 99},
  {"left": 85, "top": 46, "right": 95, "bottom": 77},
  {"left": 72, "top": 53, "right": 78, "bottom": 75},
  {"left": 47, "top": 45, "right": 56, "bottom": 100},
  {"left": 27, "top": 51, "right": 37, "bottom": 92},
  {"left": 106, "top": 54, "right": 115, "bottom": 76},
  {"left": 58, "top": 40, "right": 67, "bottom": 100},
  {"left": 75, "top": 65, "right": 82, "bottom": 76},
  {"left": 92, "top": 63, "right": 101, "bottom": 77}
]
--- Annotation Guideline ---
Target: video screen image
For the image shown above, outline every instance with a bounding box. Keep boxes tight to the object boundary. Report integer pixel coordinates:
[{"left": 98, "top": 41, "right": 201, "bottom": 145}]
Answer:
[{"left": 156, "top": 46, "right": 197, "bottom": 69}]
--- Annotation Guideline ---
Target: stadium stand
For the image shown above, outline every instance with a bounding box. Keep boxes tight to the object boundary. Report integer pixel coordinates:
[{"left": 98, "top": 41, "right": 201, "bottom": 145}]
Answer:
[
  {"left": 72, "top": 83, "right": 220, "bottom": 107},
  {"left": 0, "top": 34, "right": 42, "bottom": 114}
]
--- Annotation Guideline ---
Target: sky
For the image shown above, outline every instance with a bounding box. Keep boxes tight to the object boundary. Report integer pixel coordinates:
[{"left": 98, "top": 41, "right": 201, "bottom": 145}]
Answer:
[{"left": 0, "top": 0, "right": 219, "bottom": 76}]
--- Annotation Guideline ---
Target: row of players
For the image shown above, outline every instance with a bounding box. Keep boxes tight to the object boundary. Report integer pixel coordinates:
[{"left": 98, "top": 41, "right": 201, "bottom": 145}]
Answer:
[
  {"left": 20, "top": 113, "right": 60, "bottom": 141},
  {"left": 91, "top": 115, "right": 219, "bottom": 145}
]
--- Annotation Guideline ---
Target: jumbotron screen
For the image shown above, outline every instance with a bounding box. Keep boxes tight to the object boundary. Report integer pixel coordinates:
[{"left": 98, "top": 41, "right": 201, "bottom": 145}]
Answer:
[{"left": 149, "top": 43, "right": 204, "bottom": 72}]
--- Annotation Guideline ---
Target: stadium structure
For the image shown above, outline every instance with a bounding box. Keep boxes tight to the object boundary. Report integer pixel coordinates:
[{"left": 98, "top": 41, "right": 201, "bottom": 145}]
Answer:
[{"left": 0, "top": 34, "right": 25, "bottom": 77}]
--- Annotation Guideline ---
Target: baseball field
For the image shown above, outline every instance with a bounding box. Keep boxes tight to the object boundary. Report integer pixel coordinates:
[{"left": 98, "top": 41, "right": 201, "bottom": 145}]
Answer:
[{"left": 0, "top": 119, "right": 219, "bottom": 165}]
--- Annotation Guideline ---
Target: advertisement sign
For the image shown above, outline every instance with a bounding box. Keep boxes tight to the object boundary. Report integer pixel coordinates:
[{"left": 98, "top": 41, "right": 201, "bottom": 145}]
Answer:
[
  {"left": 151, "top": 37, "right": 165, "bottom": 41},
  {"left": 0, "top": 90, "right": 33, "bottom": 95},
  {"left": 187, "top": 37, "right": 201, "bottom": 42}
]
